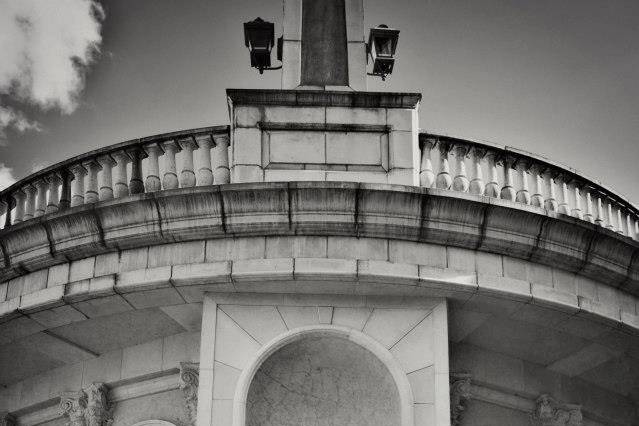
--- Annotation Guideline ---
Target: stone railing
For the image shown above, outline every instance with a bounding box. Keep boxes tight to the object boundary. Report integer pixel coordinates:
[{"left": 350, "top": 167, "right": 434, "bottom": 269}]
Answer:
[
  {"left": 419, "top": 133, "right": 639, "bottom": 241},
  {"left": 0, "top": 126, "right": 230, "bottom": 229}
]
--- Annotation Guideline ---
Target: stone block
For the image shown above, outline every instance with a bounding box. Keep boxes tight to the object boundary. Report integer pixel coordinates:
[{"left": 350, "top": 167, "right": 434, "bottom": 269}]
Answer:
[
  {"left": 268, "top": 130, "right": 325, "bottom": 164},
  {"left": 232, "top": 128, "right": 262, "bottom": 165},
  {"left": 347, "top": 42, "right": 367, "bottom": 91},
  {"left": 212, "top": 361, "right": 241, "bottom": 400},
  {"left": 327, "top": 237, "right": 388, "bottom": 260},
  {"left": 47, "top": 263, "right": 69, "bottom": 287},
  {"left": 206, "top": 237, "right": 266, "bottom": 261},
  {"left": 171, "top": 262, "right": 231, "bottom": 286},
  {"left": 148, "top": 241, "right": 205, "bottom": 268},
  {"left": 390, "top": 314, "right": 434, "bottom": 372},
  {"left": 0, "top": 297, "right": 20, "bottom": 321},
  {"left": 19, "top": 285, "right": 65, "bottom": 313},
  {"left": 358, "top": 260, "right": 419, "bottom": 284},
  {"left": 65, "top": 275, "right": 116, "bottom": 302},
  {"left": 294, "top": 257, "right": 357, "bottom": 281},
  {"left": 0, "top": 282, "right": 6, "bottom": 302},
  {"left": 331, "top": 307, "right": 372, "bottom": 330},
  {"left": 122, "top": 287, "right": 185, "bottom": 309},
  {"left": 281, "top": 40, "right": 301, "bottom": 89},
  {"left": 325, "top": 170, "right": 387, "bottom": 183},
  {"left": 47, "top": 363, "right": 83, "bottom": 399},
  {"left": 447, "top": 247, "right": 476, "bottom": 272},
  {"left": 82, "top": 349, "right": 122, "bottom": 387},
  {"left": 72, "top": 294, "right": 133, "bottom": 318},
  {"left": 318, "top": 306, "right": 333, "bottom": 323},
  {"left": 116, "top": 266, "right": 172, "bottom": 292},
  {"left": 547, "top": 343, "right": 617, "bottom": 377},
  {"left": 231, "top": 165, "right": 263, "bottom": 183},
  {"left": 211, "top": 399, "right": 233, "bottom": 426},
  {"left": 419, "top": 266, "right": 477, "bottom": 293},
  {"left": 277, "top": 305, "right": 321, "bottom": 329},
  {"left": 451, "top": 343, "right": 525, "bottom": 393},
  {"left": 389, "top": 130, "right": 414, "bottom": 169},
  {"left": 162, "top": 331, "right": 201, "bottom": 369},
  {"left": 119, "top": 247, "right": 148, "bottom": 272},
  {"left": 502, "top": 256, "right": 528, "bottom": 281},
  {"left": 265, "top": 236, "right": 327, "bottom": 258},
  {"left": 477, "top": 274, "right": 531, "bottom": 302},
  {"left": 214, "top": 309, "right": 261, "bottom": 370},
  {"left": 387, "top": 168, "right": 415, "bottom": 185},
  {"left": 69, "top": 257, "right": 96, "bottom": 282},
  {"left": 576, "top": 275, "right": 598, "bottom": 301},
  {"left": 220, "top": 304, "right": 287, "bottom": 344},
  {"left": 363, "top": 308, "right": 431, "bottom": 348},
  {"left": 389, "top": 241, "right": 447, "bottom": 268},
  {"left": 527, "top": 262, "right": 553, "bottom": 287},
  {"left": 578, "top": 298, "right": 621, "bottom": 326},
  {"left": 264, "top": 106, "right": 325, "bottom": 123},
  {"left": 264, "top": 169, "right": 325, "bottom": 182},
  {"left": 407, "top": 366, "right": 435, "bottom": 403},
  {"left": 175, "top": 282, "right": 235, "bottom": 303},
  {"left": 414, "top": 403, "right": 435, "bottom": 426},
  {"left": 326, "top": 132, "right": 383, "bottom": 165},
  {"left": 325, "top": 107, "right": 384, "bottom": 125},
  {"left": 6, "top": 277, "right": 22, "bottom": 300},
  {"left": 386, "top": 108, "right": 414, "bottom": 132},
  {"left": 29, "top": 304, "right": 87, "bottom": 328},
  {"left": 531, "top": 283, "right": 579, "bottom": 313},
  {"left": 234, "top": 106, "right": 261, "bottom": 128},
  {"left": 121, "top": 338, "right": 163, "bottom": 380},
  {"left": 160, "top": 303, "right": 203, "bottom": 331},
  {"left": 93, "top": 252, "right": 119, "bottom": 277},
  {"left": 231, "top": 258, "right": 294, "bottom": 282},
  {"left": 475, "top": 251, "right": 503, "bottom": 277}
]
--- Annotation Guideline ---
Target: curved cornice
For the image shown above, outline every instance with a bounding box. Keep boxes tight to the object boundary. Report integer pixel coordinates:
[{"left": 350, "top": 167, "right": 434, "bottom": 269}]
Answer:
[{"left": 1, "top": 182, "right": 637, "bottom": 295}]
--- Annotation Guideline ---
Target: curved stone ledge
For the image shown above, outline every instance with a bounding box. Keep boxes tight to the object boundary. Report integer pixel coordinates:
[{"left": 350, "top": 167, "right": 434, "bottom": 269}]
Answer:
[{"left": 1, "top": 182, "right": 638, "bottom": 295}]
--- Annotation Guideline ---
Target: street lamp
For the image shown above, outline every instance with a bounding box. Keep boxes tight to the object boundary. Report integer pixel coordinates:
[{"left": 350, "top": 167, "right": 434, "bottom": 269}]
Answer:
[
  {"left": 243, "top": 17, "right": 282, "bottom": 74},
  {"left": 367, "top": 24, "right": 400, "bottom": 81}
]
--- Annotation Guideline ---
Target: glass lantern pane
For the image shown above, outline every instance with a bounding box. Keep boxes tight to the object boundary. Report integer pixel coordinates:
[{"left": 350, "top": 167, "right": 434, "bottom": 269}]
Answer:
[{"left": 374, "top": 37, "right": 393, "bottom": 56}]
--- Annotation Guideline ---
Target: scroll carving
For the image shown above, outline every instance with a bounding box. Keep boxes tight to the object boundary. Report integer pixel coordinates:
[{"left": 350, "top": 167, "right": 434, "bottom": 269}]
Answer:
[
  {"left": 531, "top": 394, "right": 582, "bottom": 426},
  {"left": 59, "top": 383, "right": 112, "bottom": 426},
  {"left": 179, "top": 362, "right": 199, "bottom": 425},
  {"left": 0, "top": 412, "right": 16, "bottom": 426},
  {"left": 450, "top": 373, "right": 472, "bottom": 426}
]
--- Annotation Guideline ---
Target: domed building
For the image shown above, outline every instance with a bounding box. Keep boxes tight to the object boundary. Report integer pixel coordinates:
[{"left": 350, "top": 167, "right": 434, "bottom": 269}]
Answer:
[{"left": 1, "top": 1, "right": 638, "bottom": 425}]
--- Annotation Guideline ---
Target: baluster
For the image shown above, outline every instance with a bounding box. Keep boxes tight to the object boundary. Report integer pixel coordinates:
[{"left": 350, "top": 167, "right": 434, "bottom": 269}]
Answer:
[
  {"left": 616, "top": 207, "right": 624, "bottom": 235},
  {"left": 583, "top": 189, "right": 594, "bottom": 223},
  {"left": 500, "top": 156, "right": 516, "bottom": 201},
  {"left": 484, "top": 152, "right": 499, "bottom": 198},
  {"left": 627, "top": 213, "right": 636, "bottom": 240},
  {"left": 419, "top": 137, "right": 436, "bottom": 188},
  {"left": 606, "top": 200, "right": 615, "bottom": 231},
  {"left": 34, "top": 179, "right": 47, "bottom": 217},
  {"left": 635, "top": 218, "right": 639, "bottom": 241},
  {"left": 515, "top": 159, "right": 530, "bottom": 204},
  {"left": 179, "top": 137, "right": 198, "bottom": 188},
  {"left": 13, "top": 189, "right": 26, "bottom": 223},
  {"left": 161, "top": 140, "right": 180, "bottom": 189},
  {"left": 97, "top": 155, "right": 115, "bottom": 201},
  {"left": 45, "top": 174, "right": 61, "bottom": 214},
  {"left": 469, "top": 147, "right": 485, "bottom": 195},
  {"left": 2, "top": 195, "right": 13, "bottom": 228},
  {"left": 59, "top": 170, "right": 72, "bottom": 210},
  {"left": 212, "top": 134, "right": 230, "bottom": 184},
  {"left": 529, "top": 164, "right": 544, "bottom": 207},
  {"left": 144, "top": 143, "right": 164, "bottom": 192},
  {"left": 0, "top": 197, "right": 6, "bottom": 228},
  {"left": 196, "top": 135, "right": 213, "bottom": 186},
  {"left": 555, "top": 175, "right": 570, "bottom": 215},
  {"left": 111, "top": 151, "right": 131, "bottom": 198},
  {"left": 571, "top": 183, "right": 583, "bottom": 219},
  {"left": 23, "top": 184, "right": 37, "bottom": 220},
  {"left": 435, "top": 141, "right": 452, "bottom": 190},
  {"left": 595, "top": 196, "right": 604, "bottom": 226},
  {"left": 127, "top": 147, "right": 146, "bottom": 195},
  {"left": 543, "top": 170, "right": 558, "bottom": 212},
  {"left": 83, "top": 160, "right": 101, "bottom": 203},
  {"left": 69, "top": 165, "right": 87, "bottom": 207},
  {"left": 452, "top": 145, "right": 469, "bottom": 192}
]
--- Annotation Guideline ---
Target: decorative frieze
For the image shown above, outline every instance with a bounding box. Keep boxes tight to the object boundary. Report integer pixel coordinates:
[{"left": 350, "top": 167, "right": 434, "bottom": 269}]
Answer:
[
  {"left": 531, "top": 394, "right": 582, "bottom": 426},
  {"left": 450, "top": 373, "right": 472, "bottom": 426},
  {"left": 179, "top": 362, "right": 200, "bottom": 425},
  {"left": 59, "top": 383, "right": 112, "bottom": 426}
]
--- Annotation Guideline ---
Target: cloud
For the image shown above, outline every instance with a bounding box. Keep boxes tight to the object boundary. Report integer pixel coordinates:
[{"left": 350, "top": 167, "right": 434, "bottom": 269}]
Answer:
[
  {"left": 0, "top": 0, "right": 104, "bottom": 138},
  {"left": 0, "top": 163, "right": 17, "bottom": 191}
]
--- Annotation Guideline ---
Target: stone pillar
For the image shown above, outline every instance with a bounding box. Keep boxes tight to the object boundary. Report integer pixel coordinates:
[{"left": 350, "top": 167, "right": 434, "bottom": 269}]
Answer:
[
  {"left": 571, "top": 183, "right": 583, "bottom": 219},
  {"left": 59, "top": 170, "right": 72, "bottom": 210},
  {"left": 435, "top": 142, "right": 452, "bottom": 190},
  {"left": 144, "top": 143, "right": 164, "bottom": 192},
  {"left": 500, "top": 156, "right": 516, "bottom": 201},
  {"left": 179, "top": 137, "right": 198, "bottom": 188},
  {"left": 83, "top": 160, "right": 101, "bottom": 204},
  {"left": 544, "top": 171, "right": 558, "bottom": 212},
  {"left": 97, "top": 155, "right": 116, "bottom": 201},
  {"left": 12, "top": 188, "right": 26, "bottom": 222},
  {"left": 484, "top": 152, "right": 499, "bottom": 198},
  {"left": 161, "top": 140, "right": 180, "bottom": 189},
  {"left": 452, "top": 145, "right": 469, "bottom": 192},
  {"left": 469, "top": 147, "right": 485, "bottom": 195},
  {"left": 23, "top": 184, "right": 37, "bottom": 220},
  {"left": 419, "top": 137, "right": 436, "bottom": 188},
  {"left": 70, "top": 165, "right": 87, "bottom": 207},
  {"left": 196, "top": 135, "right": 213, "bottom": 186},
  {"left": 515, "top": 159, "right": 530, "bottom": 205},
  {"left": 212, "top": 135, "right": 231, "bottom": 184},
  {"left": 583, "top": 189, "right": 594, "bottom": 223},
  {"left": 180, "top": 362, "right": 200, "bottom": 426},
  {"left": 111, "top": 151, "right": 131, "bottom": 198},
  {"left": 530, "top": 164, "right": 544, "bottom": 208},
  {"left": 128, "top": 147, "right": 145, "bottom": 195},
  {"left": 556, "top": 175, "right": 570, "bottom": 215},
  {"left": 46, "top": 174, "right": 61, "bottom": 214},
  {"left": 34, "top": 179, "right": 48, "bottom": 217}
]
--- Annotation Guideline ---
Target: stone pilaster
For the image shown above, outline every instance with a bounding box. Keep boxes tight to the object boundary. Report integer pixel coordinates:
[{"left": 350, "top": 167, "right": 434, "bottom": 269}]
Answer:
[
  {"left": 531, "top": 394, "right": 583, "bottom": 426},
  {"left": 450, "top": 373, "right": 472, "bottom": 426},
  {"left": 179, "top": 362, "right": 200, "bottom": 425}
]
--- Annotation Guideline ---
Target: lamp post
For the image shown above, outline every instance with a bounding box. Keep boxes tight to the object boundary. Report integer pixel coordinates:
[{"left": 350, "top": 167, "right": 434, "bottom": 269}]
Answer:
[
  {"left": 367, "top": 24, "right": 400, "bottom": 81},
  {"left": 243, "top": 17, "right": 282, "bottom": 74}
]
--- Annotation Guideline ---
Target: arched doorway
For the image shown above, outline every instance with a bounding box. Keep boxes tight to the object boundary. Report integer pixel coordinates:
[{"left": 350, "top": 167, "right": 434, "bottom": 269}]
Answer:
[{"left": 233, "top": 326, "right": 414, "bottom": 426}]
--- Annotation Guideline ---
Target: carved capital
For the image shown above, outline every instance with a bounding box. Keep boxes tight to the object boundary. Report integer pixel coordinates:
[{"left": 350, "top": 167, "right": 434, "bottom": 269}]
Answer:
[
  {"left": 450, "top": 373, "right": 472, "bottom": 426},
  {"left": 84, "top": 383, "right": 113, "bottom": 426},
  {"left": 179, "top": 362, "right": 200, "bottom": 425},
  {"left": 59, "top": 391, "right": 87, "bottom": 426},
  {"left": 0, "top": 412, "right": 16, "bottom": 426},
  {"left": 531, "top": 394, "right": 582, "bottom": 426}
]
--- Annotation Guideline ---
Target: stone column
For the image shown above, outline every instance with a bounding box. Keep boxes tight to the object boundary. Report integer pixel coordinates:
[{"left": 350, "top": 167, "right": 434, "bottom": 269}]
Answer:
[
  {"left": 571, "top": 183, "right": 583, "bottom": 219},
  {"left": 583, "top": 188, "right": 594, "bottom": 223},
  {"left": 515, "top": 159, "right": 530, "bottom": 205},
  {"left": 606, "top": 200, "right": 615, "bottom": 231},
  {"left": 500, "top": 156, "right": 516, "bottom": 201},
  {"left": 161, "top": 140, "right": 180, "bottom": 189},
  {"left": 595, "top": 196, "right": 604, "bottom": 226},
  {"left": 127, "top": 147, "right": 145, "bottom": 195},
  {"left": 469, "top": 147, "right": 485, "bottom": 195},
  {"left": 212, "top": 135, "right": 230, "bottom": 185},
  {"left": 556, "top": 175, "right": 570, "bottom": 215},
  {"left": 97, "top": 155, "right": 116, "bottom": 201},
  {"left": 419, "top": 137, "right": 436, "bottom": 188},
  {"left": 179, "top": 137, "right": 198, "bottom": 188},
  {"left": 452, "top": 145, "right": 469, "bottom": 192},
  {"left": 23, "top": 184, "right": 37, "bottom": 220},
  {"left": 34, "top": 179, "right": 48, "bottom": 217},
  {"left": 12, "top": 188, "right": 26, "bottom": 223},
  {"left": 196, "top": 135, "right": 213, "bottom": 186},
  {"left": 82, "top": 160, "right": 101, "bottom": 204},
  {"left": 59, "top": 170, "right": 72, "bottom": 210},
  {"left": 46, "top": 174, "right": 61, "bottom": 214},
  {"left": 529, "top": 164, "right": 544, "bottom": 208},
  {"left": 484, "top": 152, "right": 499, "bottom": 198},
  {"left": 69, "top": 165, "right": 87, "bottom": 207},
  {"left": 144, "top": 143, "right": 164, "bottom": 192},
  {"left": 543, "top": 170, "right": 558, "bottom": 212},
  {"left": 111, "top": 151, "right": 131, "bottom": 198},
  {"left": 435, "top": 141, "right": 452, "bottom": 190}
]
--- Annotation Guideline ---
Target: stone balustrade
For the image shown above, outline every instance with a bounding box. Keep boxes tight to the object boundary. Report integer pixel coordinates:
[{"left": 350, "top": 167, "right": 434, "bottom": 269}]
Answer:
[
  {"left": 419, "top": 133, "right": 639, "bottom": 241},
  {"left": 0, "top": 126, "right": 230, "bottom": 229}
]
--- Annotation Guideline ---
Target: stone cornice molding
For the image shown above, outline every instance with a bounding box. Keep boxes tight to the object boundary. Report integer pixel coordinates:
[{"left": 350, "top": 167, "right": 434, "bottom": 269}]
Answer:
[
  {"left": 450, "top": 373, "right": 472, "bottom": 426},
  {"left": 179, "top": 362, "right": 199, "bottom": 425},
  {"left": 531, "top": 395, "right": 583, "bottom": 426}
]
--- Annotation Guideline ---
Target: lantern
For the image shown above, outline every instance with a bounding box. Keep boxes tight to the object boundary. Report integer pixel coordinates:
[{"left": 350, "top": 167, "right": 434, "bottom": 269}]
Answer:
[
  {"left": 367, "top": 24, "right": 400, "bottom": 80},
  {"left": 244, "top": 17, "right": 275, "bottom": 74}
]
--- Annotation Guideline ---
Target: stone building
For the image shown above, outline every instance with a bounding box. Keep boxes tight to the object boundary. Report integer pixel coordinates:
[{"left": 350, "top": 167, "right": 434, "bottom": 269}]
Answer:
[{"left": 1, "top": 1, "right": 638, "bottom": 425}]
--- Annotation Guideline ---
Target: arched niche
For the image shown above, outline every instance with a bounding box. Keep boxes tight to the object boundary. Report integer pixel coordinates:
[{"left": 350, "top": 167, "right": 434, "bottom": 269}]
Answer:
[
  {"left": 232, "top": 325, "right": 414, "bottom": 426},
  {"left": 130, "top": 421, "right": 177, "bottom": 426}
]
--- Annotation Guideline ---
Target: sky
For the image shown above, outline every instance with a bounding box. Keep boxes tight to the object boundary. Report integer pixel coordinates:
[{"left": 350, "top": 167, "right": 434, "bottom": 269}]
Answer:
[{"left": 0, "top": 0, "right": 638, "bottom": 203}]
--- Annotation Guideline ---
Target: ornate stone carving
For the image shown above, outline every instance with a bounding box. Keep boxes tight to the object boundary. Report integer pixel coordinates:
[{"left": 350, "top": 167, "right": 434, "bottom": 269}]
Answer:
[
  {"left": 59, "top": 383, "right": 112, "bottom": 426},
  {"left": 179, "top": 362, "right": 199, "bottom": 425},
  {"left": 0, "top": 412, "right": 16, "bottom": 426},
  {"left": 531, "top": 394, "right": 583, "bottom": 426},
  {"left": 450, "top": 373, "right": 472, "bottom": 426}
]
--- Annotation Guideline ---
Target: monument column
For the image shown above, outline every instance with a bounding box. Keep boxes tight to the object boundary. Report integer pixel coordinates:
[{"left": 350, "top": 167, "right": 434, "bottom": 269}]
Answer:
[{"left": 282, "top": 0, "right": 366, "bottom": 90}]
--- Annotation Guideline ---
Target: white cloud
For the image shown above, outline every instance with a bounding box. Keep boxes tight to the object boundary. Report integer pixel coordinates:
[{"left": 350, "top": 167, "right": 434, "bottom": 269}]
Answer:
[
  {"left": 0, "top": 163, "right": 17, "bottom": 191},
  {"left": 0, "top": 105, "right": 41, "bottom": 143},
  {"left": 0, "top": 0, "right": 104, "bottom": 138}
]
